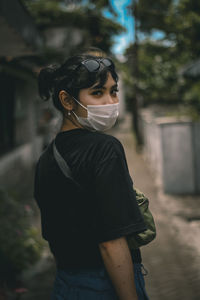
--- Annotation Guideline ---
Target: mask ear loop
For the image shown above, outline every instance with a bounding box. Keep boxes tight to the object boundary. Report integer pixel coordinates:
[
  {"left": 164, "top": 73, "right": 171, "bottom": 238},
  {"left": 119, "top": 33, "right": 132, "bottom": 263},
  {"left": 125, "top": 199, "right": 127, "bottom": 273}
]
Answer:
[
  {"left": 72, "top": 96, "right": 88, "bottom": 111},
  {"left": 65, "top": 108, "right": 84, "bottom": 129},
  {"left": 71, "top": 110, "right": 79, "bottom": 119},
  {"left": 70, "top": 97, "right": 88, "bottom": 123}
]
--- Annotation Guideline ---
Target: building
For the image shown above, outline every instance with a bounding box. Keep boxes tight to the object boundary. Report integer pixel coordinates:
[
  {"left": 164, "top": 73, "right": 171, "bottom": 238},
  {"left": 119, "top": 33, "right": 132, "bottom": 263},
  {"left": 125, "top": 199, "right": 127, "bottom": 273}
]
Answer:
[{"left": 0, "top": 0, "right": 44, "bottom": 187}]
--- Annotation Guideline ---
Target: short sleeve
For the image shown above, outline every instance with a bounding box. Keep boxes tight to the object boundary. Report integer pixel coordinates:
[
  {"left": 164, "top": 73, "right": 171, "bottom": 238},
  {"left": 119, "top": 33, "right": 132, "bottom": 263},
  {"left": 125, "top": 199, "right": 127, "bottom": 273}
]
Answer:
[{"left": 93, "top": 139, "right": 146, "bottom": 243}]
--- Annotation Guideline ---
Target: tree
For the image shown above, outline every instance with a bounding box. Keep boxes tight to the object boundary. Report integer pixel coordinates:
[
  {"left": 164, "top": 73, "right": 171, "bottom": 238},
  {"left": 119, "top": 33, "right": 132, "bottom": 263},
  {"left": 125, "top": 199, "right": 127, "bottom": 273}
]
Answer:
[
  {"left": 137, "top": 0, "right": 173, "bottom": 34},
  {"left": 22, "top": 0, "right": 125, "bottom": 59},
  {"left": 125, "top": 0, "right": 200, "bottom": 118}
]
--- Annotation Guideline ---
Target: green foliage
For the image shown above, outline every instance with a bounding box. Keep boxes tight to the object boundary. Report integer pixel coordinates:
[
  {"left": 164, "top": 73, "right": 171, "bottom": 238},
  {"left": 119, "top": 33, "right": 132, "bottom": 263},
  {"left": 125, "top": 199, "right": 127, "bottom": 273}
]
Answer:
[
  {"left": 182, "top": 80, "right": 200, "bottom": 117},
  {"left": 137, "top": 0, "right": 173, "bottom": 34},
  {"left": 75, "top": 8, "right": 124, "bottom": 54},
  {"left": 86, "top": 0, "right": 117, "bottom": 15},
  {"left": 136, "top": 0, "right": 200, "bottom": 59},
  {"left": 0, "top": 188, "right": 44, "bottom": 286},
  {"left": 22, "top": 0, "right": 125, "bottom": 54},
  {"left": 133, "top": 41, "right": 181, "bottom": 105},
  {"left": 165, "top": 0, "right": 200, "bottom": 58},
  {"left": 125, "top": 0, "right": 200, "bottom": 115}
]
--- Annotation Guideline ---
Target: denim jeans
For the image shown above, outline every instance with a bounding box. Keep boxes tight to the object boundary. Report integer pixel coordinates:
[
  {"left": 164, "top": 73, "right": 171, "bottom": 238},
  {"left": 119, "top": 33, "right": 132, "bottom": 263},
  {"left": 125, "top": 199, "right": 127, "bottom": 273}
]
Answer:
[{"left": 51, "top": 263, "right": 149, "bottom": 300}]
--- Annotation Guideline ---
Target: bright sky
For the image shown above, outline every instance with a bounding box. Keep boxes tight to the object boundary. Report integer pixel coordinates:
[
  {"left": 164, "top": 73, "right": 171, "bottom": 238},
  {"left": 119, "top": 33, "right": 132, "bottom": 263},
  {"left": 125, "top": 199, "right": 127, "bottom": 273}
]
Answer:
[{"left": 103, "top": 0, "right": 134, "bottom": 55}]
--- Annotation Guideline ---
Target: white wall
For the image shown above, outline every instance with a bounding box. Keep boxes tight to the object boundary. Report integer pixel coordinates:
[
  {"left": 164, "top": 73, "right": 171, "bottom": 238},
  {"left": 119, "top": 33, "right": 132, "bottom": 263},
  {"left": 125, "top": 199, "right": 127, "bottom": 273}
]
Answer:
[
  {"left": 118, "top": 73, "right": 126, "bottom": 120},
  {"left": 0, "top": 80, "right": 44, "bottom": 188},
  {"left": 140, "top": 110, "right": 200, "bottom": 194}
]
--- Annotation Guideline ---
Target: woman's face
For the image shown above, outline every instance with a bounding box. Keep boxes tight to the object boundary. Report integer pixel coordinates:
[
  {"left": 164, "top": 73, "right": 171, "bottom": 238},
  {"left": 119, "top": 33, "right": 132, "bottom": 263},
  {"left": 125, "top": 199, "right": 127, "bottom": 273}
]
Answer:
[{"left": 74, "top": 72, "right": 119, "bottom": 118}]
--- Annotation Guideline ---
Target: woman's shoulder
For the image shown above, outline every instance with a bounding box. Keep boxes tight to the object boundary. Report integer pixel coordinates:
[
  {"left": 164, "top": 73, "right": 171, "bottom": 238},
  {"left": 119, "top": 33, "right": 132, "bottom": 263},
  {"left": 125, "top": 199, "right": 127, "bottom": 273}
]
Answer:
[
  {"left": 50, "top": 129, "right": 125, "bottom": 164},
  {"left": 86, "top": 131, "right": 125, "bottom": 162},
  {"left": 89, "top": 131, "right": 123, "bottom": 150}
]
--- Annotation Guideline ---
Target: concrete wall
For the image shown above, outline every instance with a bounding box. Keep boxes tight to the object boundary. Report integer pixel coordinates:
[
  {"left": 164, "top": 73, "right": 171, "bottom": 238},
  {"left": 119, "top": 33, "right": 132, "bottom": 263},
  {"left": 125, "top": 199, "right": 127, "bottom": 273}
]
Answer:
[
  {"left": 43, "top": 27, "right": 82, "bottom": 52},
  {"left": 15, "top": 81, "right": 38, "bottom": 146},
  {"left": 193, "top": 123, "right": 200, "bottom": 192},
  {"left": 159, "top": 121, "right": 195, "bottom": 194},
  {"left": 140, "top": 112, "right": 163, "bottom": 183},
  {"left": 0, "top": 135, "right": 43, "bottom": 188},
  {"left": 0, "top": 80, "right": 44, "bottom": 189},
  {"left": 140, "top": 111, "right": 200, "bottom": 195},
  {"left": 118, "top": 74, "right": 126, "bottom": 120}
]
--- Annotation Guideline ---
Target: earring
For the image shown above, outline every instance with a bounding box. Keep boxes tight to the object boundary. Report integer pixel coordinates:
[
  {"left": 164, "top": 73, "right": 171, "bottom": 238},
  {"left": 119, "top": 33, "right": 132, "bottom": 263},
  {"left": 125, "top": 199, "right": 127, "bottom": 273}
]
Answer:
[{"left": 68, "top": 111, "right": 71, "bottom": 116}]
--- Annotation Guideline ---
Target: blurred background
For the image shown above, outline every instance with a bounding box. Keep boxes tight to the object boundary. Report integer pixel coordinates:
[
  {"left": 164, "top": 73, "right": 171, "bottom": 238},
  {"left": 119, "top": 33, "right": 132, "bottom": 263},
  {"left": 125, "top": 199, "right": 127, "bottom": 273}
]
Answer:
[{"left": 0, "top": 0, "right": 200, "bottom": 299}]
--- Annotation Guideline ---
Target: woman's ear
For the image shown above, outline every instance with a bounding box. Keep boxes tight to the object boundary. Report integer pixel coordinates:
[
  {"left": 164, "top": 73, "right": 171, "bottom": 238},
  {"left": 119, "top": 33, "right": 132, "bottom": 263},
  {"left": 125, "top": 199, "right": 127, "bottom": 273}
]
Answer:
[{"left": 59, "top": 90, "right": 74, "bottom": 111}]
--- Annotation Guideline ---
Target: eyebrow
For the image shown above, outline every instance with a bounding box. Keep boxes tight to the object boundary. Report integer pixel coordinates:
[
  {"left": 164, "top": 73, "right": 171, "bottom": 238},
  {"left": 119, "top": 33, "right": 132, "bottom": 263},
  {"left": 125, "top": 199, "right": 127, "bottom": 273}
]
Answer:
[{"left": 90, "top": 83, "right": 118, "bottom": 90}]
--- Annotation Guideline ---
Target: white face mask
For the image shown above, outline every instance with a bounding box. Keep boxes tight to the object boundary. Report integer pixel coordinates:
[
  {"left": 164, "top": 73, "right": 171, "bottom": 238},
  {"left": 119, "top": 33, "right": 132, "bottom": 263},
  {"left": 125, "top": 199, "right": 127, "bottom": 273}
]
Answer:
[{"left": 71, "top": 97, "right": 119, "bottom": 132}]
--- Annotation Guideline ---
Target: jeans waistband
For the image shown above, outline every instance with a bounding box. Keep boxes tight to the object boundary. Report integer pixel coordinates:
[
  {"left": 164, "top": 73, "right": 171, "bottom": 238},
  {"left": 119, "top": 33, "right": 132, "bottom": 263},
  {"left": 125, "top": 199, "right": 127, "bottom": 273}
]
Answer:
[{"left": 58, "top": 262, "right": 144, "bottom": 276}]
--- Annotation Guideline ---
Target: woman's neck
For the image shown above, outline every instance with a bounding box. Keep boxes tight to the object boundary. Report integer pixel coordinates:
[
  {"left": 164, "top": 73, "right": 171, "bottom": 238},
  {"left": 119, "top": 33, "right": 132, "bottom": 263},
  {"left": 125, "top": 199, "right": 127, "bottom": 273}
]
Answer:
[{"left": 60, "top": 114, "right": 83, "bottom": 132}]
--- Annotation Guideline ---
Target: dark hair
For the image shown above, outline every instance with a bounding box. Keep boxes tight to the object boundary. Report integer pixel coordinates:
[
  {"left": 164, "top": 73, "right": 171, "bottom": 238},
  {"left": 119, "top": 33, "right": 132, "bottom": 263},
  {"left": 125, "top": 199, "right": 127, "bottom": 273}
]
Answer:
[{"left": 38, "top": 54, "right": 118, "bottom": 112}]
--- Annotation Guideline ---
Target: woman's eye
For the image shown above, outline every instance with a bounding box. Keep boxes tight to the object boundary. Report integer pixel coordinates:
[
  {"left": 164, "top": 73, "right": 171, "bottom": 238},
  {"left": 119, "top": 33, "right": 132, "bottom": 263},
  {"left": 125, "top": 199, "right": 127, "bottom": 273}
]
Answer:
[
  {"left": 92, "top": 90, "right": 102, "bottom": 96},
  {"left": 92, "top": 89, "right": 119, "bottom": 96},
  {"left": 111, "top": 89, "right": 119, "bottom": 96}
]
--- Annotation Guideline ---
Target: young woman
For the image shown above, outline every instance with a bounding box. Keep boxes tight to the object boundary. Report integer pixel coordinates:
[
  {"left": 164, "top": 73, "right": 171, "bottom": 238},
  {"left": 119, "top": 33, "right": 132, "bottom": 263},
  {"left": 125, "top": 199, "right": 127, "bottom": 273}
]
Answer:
[{"left": 34, "top": 53, "right": 149, "bottom": 300}]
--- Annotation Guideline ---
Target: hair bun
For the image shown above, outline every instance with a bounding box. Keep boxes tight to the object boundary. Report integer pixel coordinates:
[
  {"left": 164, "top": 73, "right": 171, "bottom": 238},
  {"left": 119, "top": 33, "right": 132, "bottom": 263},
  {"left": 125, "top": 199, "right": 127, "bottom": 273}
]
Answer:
[{"left": 38, "top": 65, "right": 58, "bottom": 101}]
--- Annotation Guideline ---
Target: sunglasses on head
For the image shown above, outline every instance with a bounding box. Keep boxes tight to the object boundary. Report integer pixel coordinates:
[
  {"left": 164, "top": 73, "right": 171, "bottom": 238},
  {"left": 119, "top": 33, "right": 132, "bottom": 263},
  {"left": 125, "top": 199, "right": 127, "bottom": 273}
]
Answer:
[{"left": 75, "top": 58, "right": 114, "bottom": 73}]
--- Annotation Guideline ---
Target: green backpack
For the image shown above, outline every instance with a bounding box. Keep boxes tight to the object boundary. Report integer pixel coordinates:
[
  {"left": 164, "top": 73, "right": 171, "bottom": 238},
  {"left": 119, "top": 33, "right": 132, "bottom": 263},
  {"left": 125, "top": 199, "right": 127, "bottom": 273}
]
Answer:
[{"left": 127, "top": 188, "right": 156, "bottom": 249}]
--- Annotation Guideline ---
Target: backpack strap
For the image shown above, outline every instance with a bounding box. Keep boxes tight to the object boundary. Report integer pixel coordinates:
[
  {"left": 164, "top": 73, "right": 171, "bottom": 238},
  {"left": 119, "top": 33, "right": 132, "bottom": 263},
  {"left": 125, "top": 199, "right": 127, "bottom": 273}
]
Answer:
[{"left": 52, "top": 139, "right": 81, "bottom": 188}]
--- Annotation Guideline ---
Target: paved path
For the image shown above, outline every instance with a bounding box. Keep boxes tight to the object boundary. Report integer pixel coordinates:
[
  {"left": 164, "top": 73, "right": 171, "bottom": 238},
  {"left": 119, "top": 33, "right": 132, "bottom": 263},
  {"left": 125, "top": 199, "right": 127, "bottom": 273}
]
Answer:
[
  {"left": 111, "top": 115, "right": 200, "bottom": 300},
  {"left": 21, "top": 114, "right": 200, "bottom": 300}
]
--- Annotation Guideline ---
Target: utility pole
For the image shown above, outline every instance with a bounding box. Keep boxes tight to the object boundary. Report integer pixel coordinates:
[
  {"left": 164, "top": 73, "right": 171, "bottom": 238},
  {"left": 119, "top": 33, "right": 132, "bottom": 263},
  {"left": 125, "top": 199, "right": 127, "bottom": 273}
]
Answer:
[{"left": 131, "top": 0, "right": 143, "bottom": 148}]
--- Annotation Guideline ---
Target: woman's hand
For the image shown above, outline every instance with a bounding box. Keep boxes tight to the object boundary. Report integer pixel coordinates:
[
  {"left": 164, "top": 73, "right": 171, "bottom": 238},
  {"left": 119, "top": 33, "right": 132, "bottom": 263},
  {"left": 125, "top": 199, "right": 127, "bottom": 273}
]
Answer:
[{"left": 99, "top": 236, "right": 138, "bottom": 300}]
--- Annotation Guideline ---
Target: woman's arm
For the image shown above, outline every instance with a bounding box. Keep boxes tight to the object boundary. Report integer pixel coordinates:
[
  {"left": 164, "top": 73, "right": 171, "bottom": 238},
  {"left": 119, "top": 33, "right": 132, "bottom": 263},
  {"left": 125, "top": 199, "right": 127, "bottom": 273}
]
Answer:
[{"left": 99, "top": 236, "right": 138, "bottom": 300}]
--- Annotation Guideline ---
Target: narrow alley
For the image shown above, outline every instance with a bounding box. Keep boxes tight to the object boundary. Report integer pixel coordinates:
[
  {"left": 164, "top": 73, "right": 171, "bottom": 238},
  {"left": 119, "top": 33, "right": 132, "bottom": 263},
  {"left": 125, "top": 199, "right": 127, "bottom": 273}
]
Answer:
[
  {"left": 111, "top": 114, "right": 200, "bottom": 300},
  {"left": 21, "top": 114, "right": 200, "bottom": 300}
]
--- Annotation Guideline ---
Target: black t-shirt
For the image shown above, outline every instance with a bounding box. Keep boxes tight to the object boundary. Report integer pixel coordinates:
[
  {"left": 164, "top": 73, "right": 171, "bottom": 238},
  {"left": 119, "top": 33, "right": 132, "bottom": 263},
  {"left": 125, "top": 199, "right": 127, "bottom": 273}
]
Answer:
[{"left": 34, "top": 128, "right": 146, "bottom": 269}]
